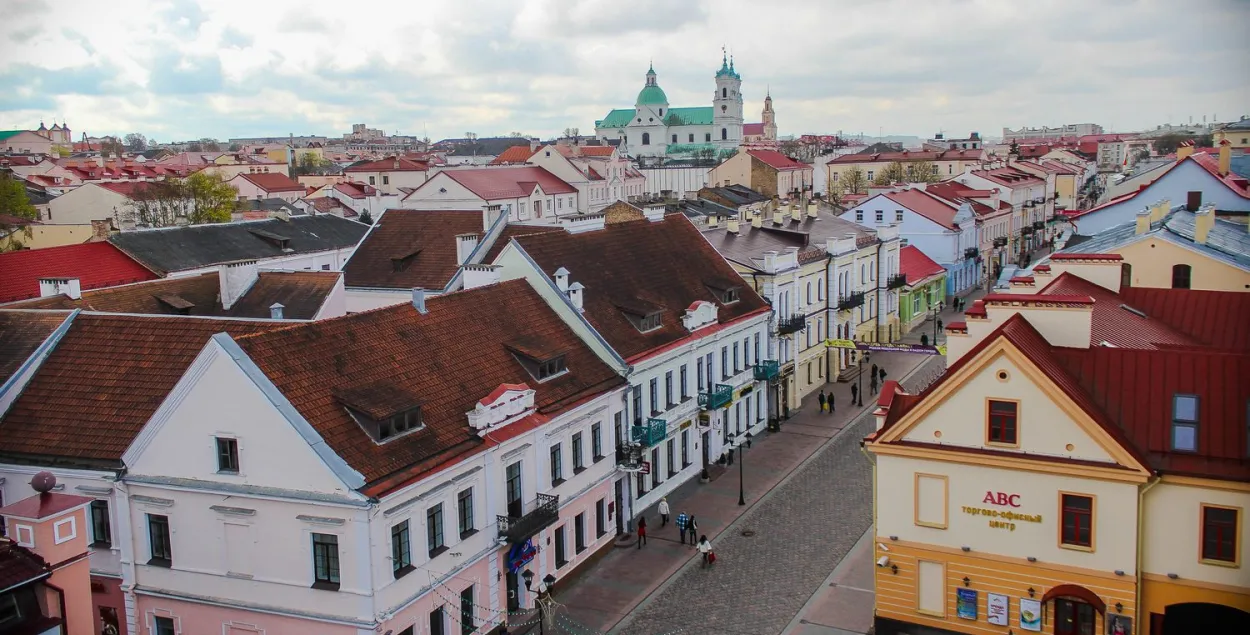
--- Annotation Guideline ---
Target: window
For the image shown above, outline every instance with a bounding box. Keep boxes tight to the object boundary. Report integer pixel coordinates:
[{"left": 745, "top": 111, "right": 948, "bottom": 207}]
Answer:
[
  {"left": 153, "top": 617, "right": 176, "bottom": 635},
  {"left": 1201, "top": 505, "right": 1239, "bottom": 564},
  {"left": 427, "top": 503, "right": 446, "bottom": 557},
  {"left": 642, "top": 133, "right": 650, "bottom": 145},
  {"left": 667, "top": 439, "right": 676, "bottom": 477},
  {"left": 689, "top": 133, "right": 694, "bottom": 142},
  {"left": 430, "top": 606, "right": 445, "bottom": 635},
  {"left": 383, "top": 175, "right": 390, "bottom": 185},
  {"left": 1172, "top": 394, "right": 1198, "bottom": 452},
  {"left": 672, "top": 134, "right": 677, "bottom": 143},
  {"left": 697, "top": 358, "right": 705, "bottom": 391},
  {"left": 754, "top": 333, "right": 760, "bottom": 362},
  {"left": 875, "top": 210, "right": 883, "bottom": 222},
  {"left": 721, "top": 128, "right": 728, "bottom": 140},
  {"left": 392, "top": 520, "right": 413, "bottom": 578},
  {"left": 369, "top": 176, "right": 376, "bottom": 185},
  {"left": 705, "top": 353, "right": 713, "bottom": 387},
  {"left": 596, "top": 498, "right": 607, "bottom": 537},
  {"left": 572, "top": 432, "right": 584, "bottom": 472},
  {"left": 575, "top": 512, "right": 587, "bottom": 553},
  {"left": 1060, "top": 493, "right": 1094, "bottom": 549},
  {"left": 721, "top": 346, "right": 729, "bottom": 379},
  {"left": 896, "top": 210, "right": 904, "bottom": 222},
  {"left": 733, "top": 342, "right": 740, "bottom": 373},
  {"left": 312, "top": 532, "right": 340, "bottom": 589},
  {"left": 1054, "top": 598, "right": 1095, "bottom": 635},
  {"left": 215, "top": 437, "right": 239, "bottom": 473},
  {"left": 987, "top": 400, "right": 1018, "bottom": 445},
  {"left": 649, "top": 378, "right": 659, "bottom": 415},
  {"left": 856, "top": 210, "right": 863, "bottom": 222},
  {"left": 1172, "top": 264, "right": 1191, "bottom": 289},
  {"left": 632, "top": 385, "right": 642, "bottom": 425},
  {"left": 460, "top": 586, "right": 475, "bottom": 635},
  {"left": 867, "top": 170, "right": 875, "bottom": 181},
  {"left": 591, "top": 422, "right": 603, "bottom": 460},
  {"left": 555, "top": 525, "right": 568, "bottom": 567},
  {"left": 458, "top": 488, "right": 475, "bottom": 537},
  {"left": 374, "top": 408, "right": 421, "bottom": 441},
  {"left": 705, "top": 133, "right": 711, "bottom": 142},
  {"left": 680, "top": 365, "right": 689, "bottom": 399},
  {"left": 147, "top": 514, "right": 172, "bottom": 566},
  {"left": 90, "top": 500, "right": 111, "bottom": 547},
  {"left": 722, "top": 87, "right": 727, "bottom": 98},
  {"left": 681, "top": 428, "right": 690, "bottom": 467},
  {"left": 505, "top": 461, "right": 523, "bottom": 517},
  {"left": 665, "top": 371, "right": 674, "bottom": 407},
  {"left": 550, "top": 443, "right": 564, "bottom": 485}
]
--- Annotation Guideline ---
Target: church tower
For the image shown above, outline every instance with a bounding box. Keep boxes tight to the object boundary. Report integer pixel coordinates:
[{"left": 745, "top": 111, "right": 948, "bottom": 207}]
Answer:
[
  {"left": 762, "top": 91, "right": 777, "bottom": 141},
  {"left": 712, "top": 52, "right": 743, "bottom": 151}
]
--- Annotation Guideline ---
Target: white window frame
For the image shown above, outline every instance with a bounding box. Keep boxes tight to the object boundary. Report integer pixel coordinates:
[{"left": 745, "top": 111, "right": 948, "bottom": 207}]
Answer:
[
  {"left": 15, "top": 523, "right": 35, "bottom": 548},
  {"left": 54, "top": 516, "right": 77, "bottom": 544}
]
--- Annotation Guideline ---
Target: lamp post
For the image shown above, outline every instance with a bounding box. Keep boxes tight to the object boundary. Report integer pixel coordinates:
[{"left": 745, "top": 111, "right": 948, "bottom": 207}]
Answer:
[
  {"left": 737, "top": 431, "right": 752, "bottom": 506},
  {"left": 521, "top": 570, "right": 558, "bottom": 635}
]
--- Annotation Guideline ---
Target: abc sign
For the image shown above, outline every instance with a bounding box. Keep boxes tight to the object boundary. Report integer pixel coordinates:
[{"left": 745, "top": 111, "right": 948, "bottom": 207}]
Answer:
[{"left": 982, "top": 491, "right": 1021, "bottom": 508}]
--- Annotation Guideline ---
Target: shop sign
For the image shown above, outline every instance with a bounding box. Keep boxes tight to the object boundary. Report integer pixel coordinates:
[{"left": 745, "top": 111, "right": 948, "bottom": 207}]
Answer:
[
  {"left": 962, "top": 492, "right": 1042, "bottom": 531},
  {"left": 1019, "top": 598, "right": 1042, "bottom": 631},
  {"left": 737, "top": 385, "right": 754, "bottom": 398},
  {"left": 680, "top": 420, "right": 693, "bottom": 430},
  {"left": 987, "top": 593, "right": 1008, "bottom": 626},
  {"left": 825, "top": 338, "right": 946, "bottom": 356},
  {"left": 507, "top": 540, "right": 537, "bottom": 573},
  {"left": 639, "top": 461, "right": 651, "bottom": 475},
  {"left": 956, "top": 588, "right": 978, "bottom": 620}
]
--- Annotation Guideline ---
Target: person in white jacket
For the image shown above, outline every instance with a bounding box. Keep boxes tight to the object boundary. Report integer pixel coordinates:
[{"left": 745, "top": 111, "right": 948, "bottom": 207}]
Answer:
[
  {"left": 657, "top": 497, "right": 670, "bottom": 527},
  {"left": 698, "top": 535, "right": 712, "bottom": 567}
]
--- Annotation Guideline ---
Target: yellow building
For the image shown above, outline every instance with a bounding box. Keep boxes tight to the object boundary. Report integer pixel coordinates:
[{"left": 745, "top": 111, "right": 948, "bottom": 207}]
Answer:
[
  {"left": 827, "top": 149, "right": 986, "bottom": 189},
  {"left": 701, "top": 199, "right": 901, "bottom": 416},
  {"left": 866, "top": 258, "right": 1249, "bottom": 635},
  {"left": 1047, "top": 200, "right": 1250, "bottom": 292},
  {"left": 1213, "top": 118, "right": 1250, "bottom": 149}
]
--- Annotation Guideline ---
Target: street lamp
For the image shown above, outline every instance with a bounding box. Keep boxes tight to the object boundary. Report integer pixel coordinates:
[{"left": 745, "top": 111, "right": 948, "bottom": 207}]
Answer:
[
  {"left": 737, "top": 431, "right": 752, "bottom": 506},
  {"left": 521, "top": 570, "right": 558, "bottom": 635},
  {"left": 855, "top": 350, "right": 871, "bottom": 406}
]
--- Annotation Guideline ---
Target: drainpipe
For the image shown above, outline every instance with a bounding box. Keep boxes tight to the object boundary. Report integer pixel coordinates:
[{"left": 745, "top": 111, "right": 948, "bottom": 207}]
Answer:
[{"left": 1134, "top": 472, "right": 1161, "bottom": 635}]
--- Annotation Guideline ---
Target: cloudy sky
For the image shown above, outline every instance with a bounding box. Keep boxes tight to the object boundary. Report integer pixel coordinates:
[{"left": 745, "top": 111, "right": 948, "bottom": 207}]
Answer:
[{"left": 1, "top": 0, "right": 1246, "bottom": 143}]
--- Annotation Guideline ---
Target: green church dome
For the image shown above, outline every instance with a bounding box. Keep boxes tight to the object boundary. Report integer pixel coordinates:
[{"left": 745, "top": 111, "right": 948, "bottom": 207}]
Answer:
[{"left": 636, "top": 84, "right": 668, "bottom": 106}]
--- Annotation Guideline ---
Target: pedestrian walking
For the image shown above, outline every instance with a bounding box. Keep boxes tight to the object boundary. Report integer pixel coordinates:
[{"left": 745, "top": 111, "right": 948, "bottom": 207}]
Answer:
[
  {"left": 658, "top": 497, "right": 670, "bottom": 527},
  {"left": 870, "top": 373, "right": 879, "bottom": 396},
  {"left": 636, "top": 516, "right": 647, "bottom": 548},
  {"left": 687, "top": 515, "right": 698, "bottom": 547},
  {"left": 828, "top": 391, "right": 835, "bottom": 414},
  {"left": 879, "top": 367, "right": 887, "bottom": 382},
  {"left": 871, "top": 363, "right": 878, "bottom": 380},
  {"left": 817, "top": 390, "right": 827, "bottom": 413},
  {"left": 698, "top": 535, "right": 713, "bottom": 567},
  {"left": 850, "top": 383, "right": 859, "bottom": 406},
  {"left": 676, "top": 511, "right": 689, "bottom": 544}
]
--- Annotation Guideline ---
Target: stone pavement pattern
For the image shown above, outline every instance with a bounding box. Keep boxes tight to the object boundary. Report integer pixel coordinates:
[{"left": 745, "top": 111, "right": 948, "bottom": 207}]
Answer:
[{"left": 609, "top": 356, "right": 943, "bottom": 635}]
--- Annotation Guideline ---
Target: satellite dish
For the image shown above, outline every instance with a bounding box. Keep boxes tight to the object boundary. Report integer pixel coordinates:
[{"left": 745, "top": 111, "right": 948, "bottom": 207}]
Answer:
[{"left": 31, "top": 471, "right": 57, "bottom": 493}]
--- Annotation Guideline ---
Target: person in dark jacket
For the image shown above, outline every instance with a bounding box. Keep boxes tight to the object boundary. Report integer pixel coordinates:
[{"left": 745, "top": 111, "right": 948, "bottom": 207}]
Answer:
[{"left": 636, "top": 516, "right": 647, "bottom": 548}]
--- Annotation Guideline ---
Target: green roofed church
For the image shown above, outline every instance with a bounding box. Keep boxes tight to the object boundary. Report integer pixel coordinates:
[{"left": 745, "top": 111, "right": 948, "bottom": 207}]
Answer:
[{"left": 595, "top": 54, "right": 747, "bottom": 159}]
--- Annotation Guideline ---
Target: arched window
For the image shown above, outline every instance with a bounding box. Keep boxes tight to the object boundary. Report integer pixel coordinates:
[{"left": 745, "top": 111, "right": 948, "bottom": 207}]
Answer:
[
  {"left": 642, "top": 133, "right": 650, "bottom": 146},
  {"left": 721, "top": 128, "right": 728, "bottom": 140},
  {"left": 722, "top": 87, "right": 727, "bottom": 98},
  {"left": 1171, "top": 264, "right": 1191, "bottom": 289},
  {"left": 806, "top": 281, "right": 812, "bottom": 304},
  {"left": 721, "top": 105, "right": 727, "bottom": 113},
  {"left": 672, "top": 134, "right": 677, "bottom": 143},
  {"left": 1121, "top": 263, "right": 1132, "bottom": 289},
  {"left": 659, "top": 109, "right": 664, "bottom": 116}
]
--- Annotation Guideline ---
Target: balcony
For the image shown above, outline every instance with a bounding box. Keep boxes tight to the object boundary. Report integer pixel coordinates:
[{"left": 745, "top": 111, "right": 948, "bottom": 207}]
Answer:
[
  {"left": 497, "top": 493, "right": 559, "bottom": 543},
  {"left": 1032, "top": 220, "right": 1045, "bottom": 230},
  {"left": 632, "top": 418, "right": 667, "bottom": 447},
  {"left": 777, "top": 314, "right": 806, "bottom": 335},
  {"left": 1021, "top": 225, "right": 1034, "bottom": 236},
  {"left": 837, "top": 291, "right": 866, "bottom": 312},
  {"left": 886, "top": 273, "right": 908, "bottom": 290},
  {"left": 698, "top": 384, "right": 733, "bottom": 410},
  {"left": 964, "top": 247, "right": 979, "bottom": 259},
  {"left": 1033, "top": 197, "right": 1045, "bottom": 204},
  {"left": 993, "top": 236, "right": 1008, "bottom": 248},
  {"left": 753, "top": 360, "right": 780, "bottom": 381}
]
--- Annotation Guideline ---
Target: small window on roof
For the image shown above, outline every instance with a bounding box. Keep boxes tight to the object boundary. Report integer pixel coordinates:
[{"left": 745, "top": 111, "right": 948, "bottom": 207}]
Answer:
[
  {"left": 335, "top": 383, "right": 424, "bottom": 443},
  {"left": 1172, "top": 394, "right": 1198, "bottom": 452}
]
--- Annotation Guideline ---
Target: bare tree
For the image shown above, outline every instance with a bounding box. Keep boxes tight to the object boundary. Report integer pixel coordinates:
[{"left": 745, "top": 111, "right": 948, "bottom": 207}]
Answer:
[
  {"left": 841, "top": 166, "right": 868, "bottom": 194},
  {"left": 124, "top": 133, "right": 148, "bottom": 151},
  {"left": 873, "top": 161, "right": 907, "bottom": 186}
]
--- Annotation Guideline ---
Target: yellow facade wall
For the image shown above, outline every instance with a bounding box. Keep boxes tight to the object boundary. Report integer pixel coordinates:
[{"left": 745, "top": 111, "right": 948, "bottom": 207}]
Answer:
[
  {"left": 1116, "top": 236, "right": 1250, "bottom": 291},
  {"left": 1140, "top": 575, "right": 1250, "bottom": 618},
  {"left": 1214, "top": 129, "right": 1250, "bottom": 149},
  {"left": 8, "top": 224, "right": 96, "bottom": 249},
  {"left": 1141, "top": 481, "right": 1250, "bottom": 589}
]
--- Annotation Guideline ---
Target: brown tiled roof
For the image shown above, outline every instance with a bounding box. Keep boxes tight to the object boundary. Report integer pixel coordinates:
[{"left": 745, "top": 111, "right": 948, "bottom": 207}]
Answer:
[
  {"left": 233, "top": 280, "right": 623, "bottom": 490},
  {"left": 0, "top": 311, "right": 70, "bottom": 386},
  {"left": 343, "top": 210, "right": 485, "bottom": 290},
  {"left": 510, "top": 216, "right": 770, "bottom": 360},
  {"left": 0, "top": 314, "right": 278, "bottom": 466},
  {"left": 7, "top": 272, "right": 339, "bottom": 320},
  {"left": 601, "top": 201, "right": 646, "bottom": 225},
  {"left": 0, "top": 540, "right": 50, "bottom": 592},
  {"left": 236, "top": 172, "right": 306, "bottom": 193},
  {"left": 479, "top": 223, "right": 564, "bottom": 263},
  {"left": 701, "top": 209, "right": 877, "bottom": 268}
]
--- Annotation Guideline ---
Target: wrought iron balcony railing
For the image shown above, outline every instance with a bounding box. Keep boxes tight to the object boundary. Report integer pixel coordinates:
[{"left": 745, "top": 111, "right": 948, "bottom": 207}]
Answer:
[
  {"left": 1021, "top": 225, "right": 1034, "bottom": 236},
  {"left": 698, "top": 384, "right": 733, "bottom": 410},
  {"left": 993, "top": 236, "right": 1008, "bottom": 248},
  {"left": 777, "top": 314, "right": 806, "bottom": 335},
  {"left": 886, "top": 273, "right": 908, "bottom": 290},
  {"left": 631, "top": 418, "right": 667, "bottom": 447},
  {"left": 752, "top": 360, "right": 780, "bottom": 381},
  {"left": 1032, "top": 220, "right": 1045, "bottom": 230},
  {"left": 837, "top": 291, "right": 866, "bottom": 312},
  {"left": 964, "top": 247, "right": 979, "bottom": 259},
  {"left": 498, "top": 493, "right": 559, "bottom": 543}
]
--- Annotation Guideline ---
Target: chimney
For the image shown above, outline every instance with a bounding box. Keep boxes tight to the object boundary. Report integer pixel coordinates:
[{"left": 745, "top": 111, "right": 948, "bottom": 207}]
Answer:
[
  {"left": 642, "top": 204, "right": 665, "bottom": 222},
  {"left": 807, "top": 201, "right": 818, "bottom": 218},
  {"left": 763, "top": 250, "right": 778, "bottom": 273},
  {"left": 1218, "top": 141, "right": 1231, "bottom": 176},
  {"left": 751, "top": 210, "right": 762, "bottom": 228},
  {"left": 269, "top": 303, "right": 285, "bottom": 319},
  {"left": 219, "top": 261, "right": 259, "bottom": 310},
  {"left": 38, "top": 277, "right": 81, "bottom": 299},
  {"left": 772, "top": 206, "right": 784, "bottom": 225},
  {"left": 1176, "top": 141, "right": 1194, "bottom": 161},
  {"left": 791, "top": 203, "right": 803, "bottom": 222},
  {"left": 411, "top": 288, "right": 428, "bottom": 314},
  {"left": 482, "top": 203, "right": 503, "bottom": 231},
  {"left": 1149, "top": 198, "right": 1169, "bottom": 223},
  {"left": 568, "top": 281, "right": 585, "bottom": 310},
  {"left": 1135, "top": 207, "right": 1151, "bottom": 235},
  {"left": 89, "top": 218, "right": 113, "bottom": 240},
  {"left": 1193, "top": 204, "right": 1215, "bottom": 244},
  {"left": 456, "top": 233, "right": 480, "bottom": 265},
  {"left": 726, "top": 217, "right": 740, "bottom": 234},
  {"left": 554, "top": 266, "right": 570, "bottom": 292},
  {"left": 708, "top": 215, "right": 719, "bottom": 228},
  {"left": 462, "top": 264, "right": 502, "bottom": 290}
]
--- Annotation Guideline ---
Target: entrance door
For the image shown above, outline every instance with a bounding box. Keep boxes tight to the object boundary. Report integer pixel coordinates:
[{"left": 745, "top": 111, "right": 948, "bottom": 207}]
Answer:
[
  {"left": 506, "top": 570, "right": 521, "bottom": 612},
  {"left": 614, "top": 478, "right": 624, "bottom": 535},
  {"left": 1055, "top": 599, "right": 1096, "bottom": 635},
  {"left": 701, "top": 431, "right": 710, "bottom": 468}
]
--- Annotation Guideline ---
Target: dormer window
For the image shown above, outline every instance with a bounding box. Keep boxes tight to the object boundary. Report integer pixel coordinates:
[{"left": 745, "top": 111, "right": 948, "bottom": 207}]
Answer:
[
  {"left": 507, "top": 339, "right": 569, "bottom": 382},
  {"left": 704, "top": 278, "right": 741, "bottom": 305},
  {"left": 615, "top": 300, "right": 665, "bottom": 333},
  {"left": 248, "top": 228, "right": 291, "bottom": 250},
  {"left": 538, "top": 357, "right": 567, "bottom": 380},
  {"left": 1172, "top": 394, "right": 1198, "bottom": 452},
  {"left": 722, "top": 288, "right": 739, "bottom": 303},
  {"left": 391, "top": 248, "right": 420, "bottom": 273},
  {"left": 334, "top": 383, "right": 424, "bottom": 443}
]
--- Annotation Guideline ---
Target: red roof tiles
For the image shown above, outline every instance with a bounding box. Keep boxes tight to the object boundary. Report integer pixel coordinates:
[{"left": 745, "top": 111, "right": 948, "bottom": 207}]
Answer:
[
  {"left": 1118, "top": 287, "right": 1250, "bottom": 352},
  {"left": 0, "top": 491, "right": 93, "bottom": 520},
  {"left": 0, "top": 541, "right": 50, "bottom": 592},
  {"left": 747, "top": 149, "right": 809, "bottom": 171},
  {"left": 428, "top": 166, "right": 577, "bottom": 200},
  {"left": 742, "top": 123, "right": 765, "bottom": 136},
  {"left": 0, "top": 311, "right": 70, "bottom": 385},
  {"left": 831, "top": 149, "right": 983, "bottom": 164},
  {"left": 343, "top": 210, "right": 484, "bottom": 290},
  {"left": 489, "top": 146, "right": 536, "bottom": 165},
  {"left": 236, "top": 172, "right": 305, "bottom": 193},
  {"left": 0, "top": 242, "right": 158, "bottom": 303},
  {"left": 883, "top": 189, "right": 961, "bottom": 229},
  {"left": 1038, "top": 273, "right": 1199, "bottom": 349},
  {"left": 899, "top": 245, "right": 945, "bottom": 285},
  {"left": 344, "top": 157, "right": 430, "bottom": 173}
]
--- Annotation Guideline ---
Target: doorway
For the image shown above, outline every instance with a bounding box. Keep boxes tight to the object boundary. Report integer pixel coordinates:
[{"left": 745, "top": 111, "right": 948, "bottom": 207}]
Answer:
[
  {"left": 506, "top": 570, "right": 521, "bottom": 612},
  {"left": 701, "top": 430, "right": 710, "bottom": 468},
  {"left": 1055, "top": 598, "right": 1096, "bottom": 635}
]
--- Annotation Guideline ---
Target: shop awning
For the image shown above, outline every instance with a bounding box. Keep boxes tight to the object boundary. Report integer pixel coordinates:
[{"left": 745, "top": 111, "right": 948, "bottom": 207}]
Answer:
[{"left": 1041, "top": 584, "right": 1106, "bottom": 614}]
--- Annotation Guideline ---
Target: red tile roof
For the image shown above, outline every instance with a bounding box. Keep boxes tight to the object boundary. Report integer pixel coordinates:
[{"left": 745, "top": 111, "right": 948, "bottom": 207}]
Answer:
[
  {"left": 236, "top": 172, "right": 305, "bottom": 193},
  {"left": 479, "top": 223, "right": 564, "bottom": 263},
  {"left": 579, "top": 146, "right": 615, "bottom": 157},
  {"left": 233, "top": 279, "right": 624, "bottom": 491},
  {"left": 0, "top": 242, "right": 158, "bottom": 303},
  {"left": 747, "top": 149, "right": 810, "bottom": 171},
  {"left": 0, "top": 491, "right": 93, "bottom": 520},
  {"left": 899, "top": 245, "right": 946, "bottom": 285},
  {"left": 434, "top": 166, "right": 577, "bottom": 200},
  {"left": 508, "top": 216, "right": 770, "bottom": 360},
  {"left": 489, "top": 145, "right": 536, "bottom": 165},
  {"left": 0, "top": 314, "right": 278, "bottom": 466},
  {"left": 344, "top": 157, "right": 430, "bottom": 173},
  {"left": 1118, "top": 287, "right": 1250, "bottom": 352},
  {"left": 742, "top": 123, "right": 765, "bottom": 136},
  {"left": 970, "top": 166, "right": 1045, "bottom": 188},
  {"left": 97, "top": 181, "right": 153, "bottom": 197},
  {"left": 0, "top": 311, "right": 69, "bottom": 386},
  {"left": 1191, "top": 152, "right": 1250, "bottom": 198},
  {"left": 883, "top": 189, "right": 960, "bottom": 229},
  {"left": 0, "top": 540, "right": 50, "bottom": 592},
  {"left": 831, "top": 149, "right": 983, "bottom": 164},
  {"left": 922, "top": 182, "right": 1000, "bottom": 217},
  {"left": 333, "top": 181, "right": 375, "bottom": 199},
  {"left": 1038, "top": 273, "right": 1199, "bottom": 349},
  {"left": 343, "top": 210, "right": 484, "bottom": 290}
]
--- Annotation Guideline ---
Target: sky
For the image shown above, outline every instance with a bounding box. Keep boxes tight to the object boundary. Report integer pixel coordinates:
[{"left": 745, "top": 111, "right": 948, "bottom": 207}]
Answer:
[{"left": 1, "top": 0, "right": 1247, "bottom": 143}]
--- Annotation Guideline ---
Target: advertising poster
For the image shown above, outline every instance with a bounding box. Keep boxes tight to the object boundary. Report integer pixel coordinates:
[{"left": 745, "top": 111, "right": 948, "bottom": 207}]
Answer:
[
  {"left": 956, "top": 588, "right": 978, "bottom": 620},
  {"left": 986, "top": 593, "right": 1008, "bottom": 626},
  {"left": 1019, "top": 598, "right": 1042, "bottom": 632},
  {"left": 1106, "top": 614, "right": 1133, "bottom": 635}
]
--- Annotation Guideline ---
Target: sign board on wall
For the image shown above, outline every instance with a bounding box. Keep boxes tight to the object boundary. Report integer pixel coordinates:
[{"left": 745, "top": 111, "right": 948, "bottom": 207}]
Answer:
[
  {"left": 956, "top": 588, "right": 978, "bottom": 620},
  {"left": 1106, "top": 614, "right": 1132, "bottom": 635},
  {"left": 1019, "top": 598, "right": 1042, "bottom": 632},
  {"left": 987, "top": 593, "right": 1008, "bottom": 626}
]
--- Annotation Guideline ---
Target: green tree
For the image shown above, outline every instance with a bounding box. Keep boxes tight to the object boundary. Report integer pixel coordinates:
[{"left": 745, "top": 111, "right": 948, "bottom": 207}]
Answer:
[
  {"left": 184, "top": 172, "right": 237, "bottom": 224},
  {"left": 100, "top": 136, "right": 125, "bottom": 158},
  {"left": 124, "top": 133, "right": 147, "bottom": 151},
  {"left": 0, "top": 174, "right": 39, "bottom": 251},
  {"left": 873, "top": 161, "right": 906, "bottom": 186},
  {"left": 1008, "top": 140, "right": 1021, "bottom": 158},
  {"left": 841, "top": 166, "right": 868, "bottom": 195},
  {"left": 121, "top": 173, "right": 236, "bottom": 227},
  {"left": 293, "top": 152, "right": 332, "bottom": 176},
  {"left": 359, "top": 210, "right": 374, "bottom": 225},
  {"left": 904, "top": 160, "right": 940, "bottom": 183}
]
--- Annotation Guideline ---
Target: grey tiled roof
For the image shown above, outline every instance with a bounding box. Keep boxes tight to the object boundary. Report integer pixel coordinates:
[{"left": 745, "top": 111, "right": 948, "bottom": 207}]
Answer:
[{"left": 1050, "top": 207, "right": 1250, "bottom": 271}]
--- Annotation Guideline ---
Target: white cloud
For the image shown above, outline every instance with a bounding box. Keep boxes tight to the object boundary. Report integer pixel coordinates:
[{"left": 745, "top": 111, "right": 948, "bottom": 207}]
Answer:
[{"left": 0, "top": 0, "right": 1246, "bottom": 141}]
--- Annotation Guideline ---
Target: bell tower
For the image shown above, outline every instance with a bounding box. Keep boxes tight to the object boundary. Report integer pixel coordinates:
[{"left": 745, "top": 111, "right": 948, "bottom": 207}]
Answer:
[
  {"left": 712, "top": 50, "right": 743, "bottom": 151},
  {"left": 762, "top": 91, "right": 777, "bottom": 141}
]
